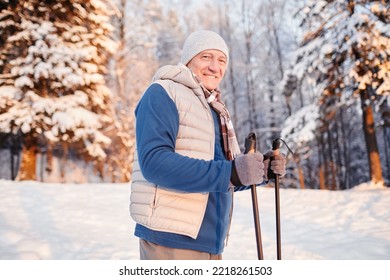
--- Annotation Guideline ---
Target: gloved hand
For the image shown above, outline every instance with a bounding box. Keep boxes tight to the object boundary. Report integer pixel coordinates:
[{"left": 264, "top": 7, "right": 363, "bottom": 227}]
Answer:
[
  {"left": 230, "top": 152, "right": 265, "bottom": 186},
  {"left": 263, "top": 150, "right": 286, "bottom": 181}
]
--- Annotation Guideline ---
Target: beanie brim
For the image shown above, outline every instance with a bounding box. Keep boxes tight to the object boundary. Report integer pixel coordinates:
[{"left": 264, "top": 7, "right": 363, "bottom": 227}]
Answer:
[{"left": 180, "top": 30, "right": 229, "bottom": 66}]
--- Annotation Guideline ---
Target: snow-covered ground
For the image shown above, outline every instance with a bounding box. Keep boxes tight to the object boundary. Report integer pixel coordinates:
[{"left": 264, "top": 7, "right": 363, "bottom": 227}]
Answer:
[{"left": 0, "top": 179, "right": 389, "bottom": 260}]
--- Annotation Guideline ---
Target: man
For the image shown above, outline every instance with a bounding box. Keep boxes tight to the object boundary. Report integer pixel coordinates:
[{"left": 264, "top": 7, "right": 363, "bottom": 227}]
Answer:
[{"left": 130, "top": 30, "right": 286, "bottom": 260}]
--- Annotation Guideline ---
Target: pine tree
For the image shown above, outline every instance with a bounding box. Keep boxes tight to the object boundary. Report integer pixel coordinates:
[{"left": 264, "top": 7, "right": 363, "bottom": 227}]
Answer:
[
  {"left": 0, "top": 0, "right": 116, "bottom": 181},
  {"left": 288, "top": 0, "right": 389, "bottom": 188}
]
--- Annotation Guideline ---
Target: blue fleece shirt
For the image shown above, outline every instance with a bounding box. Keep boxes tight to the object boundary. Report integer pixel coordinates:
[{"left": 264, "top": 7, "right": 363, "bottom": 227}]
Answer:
[{"left": 134, "top": 83, "right": 233, "bottom": 254}]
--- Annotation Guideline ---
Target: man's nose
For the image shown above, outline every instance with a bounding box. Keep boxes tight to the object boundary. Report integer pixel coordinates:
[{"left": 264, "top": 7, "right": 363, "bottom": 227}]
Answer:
[{"left": 208, "top": 59, "right": 219, "bottom": 72}]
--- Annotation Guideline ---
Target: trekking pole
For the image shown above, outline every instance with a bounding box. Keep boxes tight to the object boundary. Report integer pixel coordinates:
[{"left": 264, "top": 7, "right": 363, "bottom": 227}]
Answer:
[
  {"left": 270, "top": 138, "right": 282, "bottom": 260},
  {"left": 244, "top": 133, "right": 264, "bottom": 260}
]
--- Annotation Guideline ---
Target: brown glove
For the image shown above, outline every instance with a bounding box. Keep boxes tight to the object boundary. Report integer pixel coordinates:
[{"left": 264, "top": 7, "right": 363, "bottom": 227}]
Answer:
[
  {"left": 263, "top": 150, "right": 286, "bottom": 181},
  {"left": 230, "top": 152, "right": 265, "bottom": 186}
]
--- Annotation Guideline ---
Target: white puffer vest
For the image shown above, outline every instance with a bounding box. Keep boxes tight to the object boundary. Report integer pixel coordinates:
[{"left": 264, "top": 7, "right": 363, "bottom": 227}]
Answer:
[{"left": 130, "top": 64, "right": 215, "bottom": 239}]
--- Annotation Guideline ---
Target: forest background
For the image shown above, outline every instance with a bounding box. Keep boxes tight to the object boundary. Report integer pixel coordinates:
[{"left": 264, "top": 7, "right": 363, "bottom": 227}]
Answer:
[{"left": 0, "top": 0, "right": 389, "bottom": 190}]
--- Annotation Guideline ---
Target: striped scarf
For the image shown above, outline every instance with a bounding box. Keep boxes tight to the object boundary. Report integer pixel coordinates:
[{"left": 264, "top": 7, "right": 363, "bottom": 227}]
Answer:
[{"left": 202, "top": 87, "right": 241, "bottom": 160}]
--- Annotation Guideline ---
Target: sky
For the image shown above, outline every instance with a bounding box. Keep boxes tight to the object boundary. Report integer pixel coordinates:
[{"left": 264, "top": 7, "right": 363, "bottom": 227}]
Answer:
[{"left": 0, "top": 179, "right": 389, "bottom": 261}]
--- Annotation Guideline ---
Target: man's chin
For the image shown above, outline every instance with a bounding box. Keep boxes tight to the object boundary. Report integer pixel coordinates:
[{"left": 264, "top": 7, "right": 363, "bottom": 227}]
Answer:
[{"left": 204, "top": 83, "right": 219, "bottom": 91}]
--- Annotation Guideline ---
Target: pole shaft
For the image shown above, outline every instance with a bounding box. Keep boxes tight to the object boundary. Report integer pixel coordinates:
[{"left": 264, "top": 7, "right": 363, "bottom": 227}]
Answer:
[
  {"left": 251, "top": 185, "right": 264, "bottom": 260},
  {"left": 245, "top": 133, "right": 264, "bottom": 260},
  {"left": 272, "top": 138, "right": 282, "bottom": 260},
  {"left": 275, "top": 176, "right": 281, "bottom": 260}
]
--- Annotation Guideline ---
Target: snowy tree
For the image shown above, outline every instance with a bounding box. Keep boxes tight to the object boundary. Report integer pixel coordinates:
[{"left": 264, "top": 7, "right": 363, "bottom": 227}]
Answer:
[
  {"left": 107, "top": 0, "right": 184, "bottom": 182},
  {"left": 286, "top": 0, "right": 389, "bottom": 188},
  {"left": 105, "top": 0, "right": 133, "bottom": 183},
  {"left": 0, "top": 0, "right": 117, "bottom": 181},
  {"left": 206, "top": 0, "right": 298, "bottom": 154},
  {"left": 255, "top": 0, "right": 299, "bottom": 149},
  {"left": 281, "top": 103, "right": 320, "bottom": 188}
]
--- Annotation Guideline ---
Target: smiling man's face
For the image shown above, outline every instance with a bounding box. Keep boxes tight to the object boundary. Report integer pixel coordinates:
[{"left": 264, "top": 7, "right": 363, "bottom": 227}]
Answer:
[{"left": 187, "top": 49, "right": 227, "bottom": 91}]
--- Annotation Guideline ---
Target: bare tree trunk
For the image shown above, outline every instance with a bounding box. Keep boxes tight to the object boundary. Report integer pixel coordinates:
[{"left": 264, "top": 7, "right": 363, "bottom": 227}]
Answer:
[
  {"left": 326, "top": 126, "right": 338, "bottom": 190},
  {"left": 360, "top": 89, "right": 383, "bottom": 184},
  {"left": 340, "top": 109, "right": 351, "bottom": 189},
  {"left": 114, "top": 0, "right": 127, "bottom": 107},
  {"left": 39, "top": 148, "right": 44, "bottom": 182},
  {"left": 380, "top": 98, "right": 390, "bottom": 182},
  {"left": 16, "top": 135, "right": 37, "bottom": 181},
  {"left": 334, "top": 115, "right": 344, "bottom": 189},
  {"left": 60, "top": 143, "right": 68, "bottom": 183},
  {"left": 241, "top": 0, "right": 256, "bottom": 131},
  {"left": 10, "top": 147, "right": 15, "bottom": 180},
  {"left": 306, "top": 155, "right": 314, "bottom": 189},
  {"left": 296, "top": 156, "right": 305, "bottom": 189},
  {"left": 318, "top": 136, "right": 326, "bottom": 190},
  {"left": 267, "top": 0, "right": 284, "bottom": 79},
  {"left": 384, "top": 128, "right": 390, "bottom": 181},
  {"left": 46, "top": 143, "right": 53, "bottom": 174},
  {"left": 318, "top": 166, "right": 325, "bottom": 190}
]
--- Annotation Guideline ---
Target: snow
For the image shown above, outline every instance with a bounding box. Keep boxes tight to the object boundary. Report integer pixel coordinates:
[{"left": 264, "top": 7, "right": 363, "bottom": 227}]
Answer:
[{"left": 0, "top": 179, "right": 389, "bottom": 260}]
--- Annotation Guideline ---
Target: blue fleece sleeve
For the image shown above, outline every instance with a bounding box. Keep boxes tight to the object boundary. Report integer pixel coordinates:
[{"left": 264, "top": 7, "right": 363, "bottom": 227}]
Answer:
[{"left": 135, "top": 83, "right": 232, "bottom": 193}]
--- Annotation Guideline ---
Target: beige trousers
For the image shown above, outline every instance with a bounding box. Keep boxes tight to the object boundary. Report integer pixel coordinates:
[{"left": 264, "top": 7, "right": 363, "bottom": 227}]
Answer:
[{"left": 139, "top": 239, "right": 222, "bottom": 260}]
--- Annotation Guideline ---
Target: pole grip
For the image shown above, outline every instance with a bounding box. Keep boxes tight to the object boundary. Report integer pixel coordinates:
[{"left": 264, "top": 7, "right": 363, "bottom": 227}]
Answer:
[
  {"left": 244, "top": 133, "right": 256, "bottom": 154},
  {"left": 268, "top": 138, "right": 281, "bottom": 179},
  {"left": 272, "top": 138, "right": 282, "bottom": 151}
]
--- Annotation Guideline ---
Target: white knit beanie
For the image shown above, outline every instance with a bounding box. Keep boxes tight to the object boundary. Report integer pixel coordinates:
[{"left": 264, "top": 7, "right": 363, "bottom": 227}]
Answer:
[{"left": 180, "top": 30, "right": 229, "bottom": 66}]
